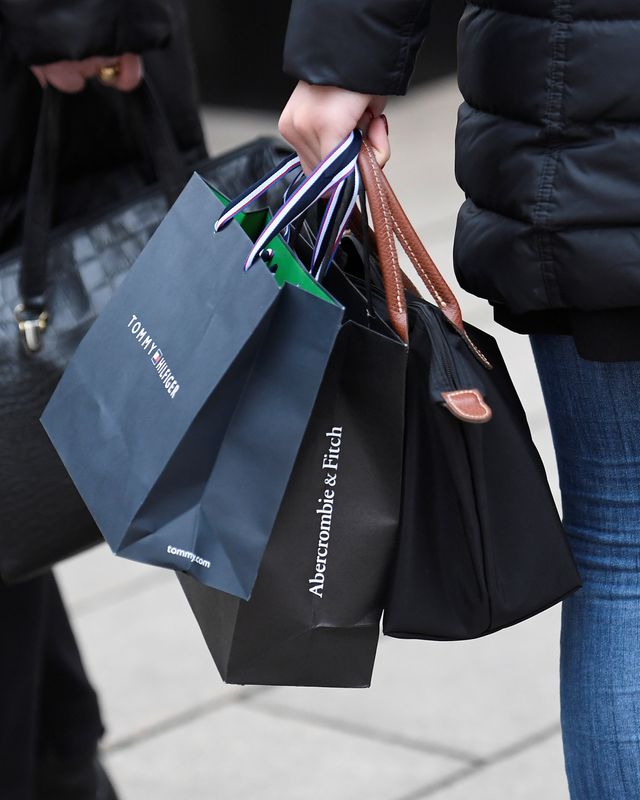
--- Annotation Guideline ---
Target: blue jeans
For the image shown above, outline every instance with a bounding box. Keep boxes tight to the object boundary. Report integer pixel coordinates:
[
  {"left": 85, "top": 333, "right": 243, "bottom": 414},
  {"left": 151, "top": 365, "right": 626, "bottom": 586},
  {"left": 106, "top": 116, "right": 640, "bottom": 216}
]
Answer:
[{"left": 530, "top": 334, "right": 640, "bottom": 799}]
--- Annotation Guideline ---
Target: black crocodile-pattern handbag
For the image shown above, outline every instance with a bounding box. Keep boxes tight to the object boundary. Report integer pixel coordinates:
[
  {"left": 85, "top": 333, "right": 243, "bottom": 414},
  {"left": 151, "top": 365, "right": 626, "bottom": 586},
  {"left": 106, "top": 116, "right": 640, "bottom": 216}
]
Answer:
[{"left": 0, "top": 83, "right": 291, "bottom": 583}]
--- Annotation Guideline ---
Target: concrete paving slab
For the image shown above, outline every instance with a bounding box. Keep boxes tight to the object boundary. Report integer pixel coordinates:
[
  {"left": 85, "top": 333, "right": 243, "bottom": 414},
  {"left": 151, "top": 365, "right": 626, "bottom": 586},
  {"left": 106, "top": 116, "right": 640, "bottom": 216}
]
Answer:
[
  {"left": 59, "top": 573, "right": 246, "bottom": 747},
  {"left": 56, "top": 544, "right": 171, "bottom": 615},
  {"left": 249, "top": 606, "right": 562, "bottom": 760},
  {"left": 105, "top": 704, "right": 460, "bottom": 800},
  {"left": 401, "top": 732, "right": 569, "bottom": 800}
]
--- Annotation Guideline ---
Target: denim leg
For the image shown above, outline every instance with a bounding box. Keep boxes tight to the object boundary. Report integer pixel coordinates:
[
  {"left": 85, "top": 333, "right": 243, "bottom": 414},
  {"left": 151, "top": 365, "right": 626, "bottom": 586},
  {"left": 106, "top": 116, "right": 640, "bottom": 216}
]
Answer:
[{"left": 531, "top": 334, "right": 640, "bottom": 800}]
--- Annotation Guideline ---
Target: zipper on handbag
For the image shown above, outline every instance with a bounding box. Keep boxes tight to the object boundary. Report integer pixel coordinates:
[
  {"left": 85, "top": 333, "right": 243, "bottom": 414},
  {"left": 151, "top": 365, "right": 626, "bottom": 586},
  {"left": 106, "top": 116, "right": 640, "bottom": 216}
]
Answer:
[
  {"left": 330, "top": 236, "right": 492, "bottom": 423},
  {"left": 408, "top": 300, "right": 492, "bottom": 424}
]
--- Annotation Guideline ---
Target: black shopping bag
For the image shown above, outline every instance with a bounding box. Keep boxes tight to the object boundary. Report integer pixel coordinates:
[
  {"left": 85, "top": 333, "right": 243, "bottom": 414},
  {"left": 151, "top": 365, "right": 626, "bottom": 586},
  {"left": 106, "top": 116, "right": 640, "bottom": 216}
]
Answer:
[
  {"left": 354, "top": 150, "right": 582, "bottom": 640},
  {"left": 177, "top": 155, "right": 410, "bottom": 687},
  {"left": 383, "top": 308, "right": 581, "bottom": 640},
  {"left": 41, "top": 145, "right": 356, "bottom": 599},
  {"left": 179, "top": 295, "right": 406, "bottom": 687}
]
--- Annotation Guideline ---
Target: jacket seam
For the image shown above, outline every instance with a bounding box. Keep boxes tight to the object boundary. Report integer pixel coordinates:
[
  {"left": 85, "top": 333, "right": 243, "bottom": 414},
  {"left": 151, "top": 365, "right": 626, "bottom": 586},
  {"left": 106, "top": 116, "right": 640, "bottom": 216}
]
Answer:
[
  {"left": 462, "top": 198, "right": 534, "bottom": 228},
  {"left": 392, "top": 0, "right": 430, "bottom": 94},
  {"left": 464, "top": 197, "right": 640, "bottom": 233},
  {"left": 466, "top": 1, "right": 640, "bottom": 23},
  {"left": 464, "top": 102, "right": 640, "bottom": 130},
  {"left": 461, "top": 101, "right": 543, "bottom": 129},
  {"left": 533, "top": 0, "right": 572, "bottom": 308}
]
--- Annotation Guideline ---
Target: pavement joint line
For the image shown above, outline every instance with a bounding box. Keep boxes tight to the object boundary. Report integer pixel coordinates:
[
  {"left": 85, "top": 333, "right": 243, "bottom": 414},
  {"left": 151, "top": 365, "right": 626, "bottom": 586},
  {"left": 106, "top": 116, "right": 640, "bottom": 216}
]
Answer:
[
  {"left": 390, "top": 764, "right": 480, "bottom": 800},
  {"left": 244, "top": 700, "right": 483, "bottom": 766},
  {"left": 389, "top": 720, "right": 562, "bottom": 800},
  {"left": 101, "top": 686, "right": 274, "bottom": 755},
  {"left": 67, "top": 569, "right": 173, "bottom": 618}
]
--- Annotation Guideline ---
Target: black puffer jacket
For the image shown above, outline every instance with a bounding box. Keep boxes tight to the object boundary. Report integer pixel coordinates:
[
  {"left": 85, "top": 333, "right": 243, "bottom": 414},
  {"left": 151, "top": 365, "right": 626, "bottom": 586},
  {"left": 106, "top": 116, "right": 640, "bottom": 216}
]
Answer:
[
  {"left": 0, "top": 0, "right": 205, "bottom": 251},
  {"left": 285, "top": 0, "right": 640, "bottom": 361}
]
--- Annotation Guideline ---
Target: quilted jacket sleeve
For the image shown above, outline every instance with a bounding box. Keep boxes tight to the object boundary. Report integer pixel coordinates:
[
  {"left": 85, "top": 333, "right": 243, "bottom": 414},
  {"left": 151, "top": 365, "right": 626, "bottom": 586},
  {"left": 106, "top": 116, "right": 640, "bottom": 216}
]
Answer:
[
  {"left": 284, "top": 0, "right": 431, "bottom": 96},
  {"left": 0, "top": 0, "right": 173, "bottom": 65}
]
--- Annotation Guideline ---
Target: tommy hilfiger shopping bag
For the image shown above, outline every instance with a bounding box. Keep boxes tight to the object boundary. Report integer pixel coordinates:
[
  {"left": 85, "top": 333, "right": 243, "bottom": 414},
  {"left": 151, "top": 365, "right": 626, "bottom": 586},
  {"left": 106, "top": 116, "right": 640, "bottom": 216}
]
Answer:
[
  {"left": 41, "top": 135, "right": 363, "bottom": 599},
  {"left": 0, "top": 81, "right": 294, "bottom": 584}
]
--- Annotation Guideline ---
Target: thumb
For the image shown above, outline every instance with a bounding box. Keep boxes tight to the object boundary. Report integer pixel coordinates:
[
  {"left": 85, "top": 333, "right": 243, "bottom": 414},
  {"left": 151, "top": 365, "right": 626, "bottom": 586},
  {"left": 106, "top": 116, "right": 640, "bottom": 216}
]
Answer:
[
  {"left": 98, "top": 54, "right": 143, "bottom": 92},
  {"left": 367, "top": 115, "right": 391, "bottom": 168},
  {"left": 113, "top": 54, "right": 143, "bottom": 92}
]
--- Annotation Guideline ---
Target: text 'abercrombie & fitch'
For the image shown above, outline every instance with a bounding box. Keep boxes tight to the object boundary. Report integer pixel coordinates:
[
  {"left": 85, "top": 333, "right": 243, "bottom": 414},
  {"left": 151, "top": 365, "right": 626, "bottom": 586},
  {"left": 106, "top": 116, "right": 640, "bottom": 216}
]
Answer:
[{"left": 308, "top": 426, "right": 343, "bottom": 599}]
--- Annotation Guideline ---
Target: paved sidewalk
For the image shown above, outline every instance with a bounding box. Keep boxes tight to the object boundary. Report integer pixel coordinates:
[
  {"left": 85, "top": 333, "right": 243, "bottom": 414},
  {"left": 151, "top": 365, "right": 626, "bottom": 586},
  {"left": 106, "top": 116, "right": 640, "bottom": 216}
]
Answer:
[{"left": 56, "top": 77, "right": 569, "bottom": 800}]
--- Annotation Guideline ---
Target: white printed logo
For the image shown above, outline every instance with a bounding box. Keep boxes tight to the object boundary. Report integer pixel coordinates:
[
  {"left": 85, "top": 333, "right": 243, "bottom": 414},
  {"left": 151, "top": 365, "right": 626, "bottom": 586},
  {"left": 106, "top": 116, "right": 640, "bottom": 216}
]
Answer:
[
  {"left": 167, "top": 545, "right": 211, "bottom": 569},
  {"left": 128, "top": 314, "right": 181, "bottom": 399}
]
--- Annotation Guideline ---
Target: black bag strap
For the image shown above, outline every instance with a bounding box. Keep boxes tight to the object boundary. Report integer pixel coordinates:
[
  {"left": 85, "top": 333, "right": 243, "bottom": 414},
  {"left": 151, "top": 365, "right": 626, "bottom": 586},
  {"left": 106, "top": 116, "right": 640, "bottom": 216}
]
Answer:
[
  {"left": 19, "top": 79, "right": 190, "bottom": 311},
  {"left": 19, "top": 86, "right": 61, "bottom": 310}
]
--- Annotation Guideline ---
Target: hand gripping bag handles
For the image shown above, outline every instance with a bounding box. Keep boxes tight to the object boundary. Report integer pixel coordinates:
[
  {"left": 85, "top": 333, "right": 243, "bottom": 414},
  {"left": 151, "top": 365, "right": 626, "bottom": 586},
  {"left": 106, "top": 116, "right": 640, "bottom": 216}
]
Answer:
[
  {"left": 355, "top": 147, "right": 582, "bottom": 640},
  {"left": 41, "top": 134, "right": 364, "bottom": 599},
  {"left": 177, "top": 147, "right": 410, "bottom": 688}
]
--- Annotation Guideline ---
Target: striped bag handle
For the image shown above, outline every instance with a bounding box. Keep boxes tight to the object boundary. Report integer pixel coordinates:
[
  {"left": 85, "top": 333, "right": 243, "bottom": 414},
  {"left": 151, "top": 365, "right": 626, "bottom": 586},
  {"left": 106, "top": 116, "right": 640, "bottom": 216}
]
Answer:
[
  {"left": 309, "top": 168, "right": 361, "bottom": 281},
  {"left": 215, "top": 130, "right": 362, "bottom": 271}
]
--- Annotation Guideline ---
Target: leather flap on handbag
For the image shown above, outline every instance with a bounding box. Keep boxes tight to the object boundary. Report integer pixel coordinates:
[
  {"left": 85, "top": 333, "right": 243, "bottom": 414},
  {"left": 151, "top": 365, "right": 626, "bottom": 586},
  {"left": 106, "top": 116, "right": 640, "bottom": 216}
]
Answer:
[{"left": 441, "top": 389, "right": 492, "bottom": 424}]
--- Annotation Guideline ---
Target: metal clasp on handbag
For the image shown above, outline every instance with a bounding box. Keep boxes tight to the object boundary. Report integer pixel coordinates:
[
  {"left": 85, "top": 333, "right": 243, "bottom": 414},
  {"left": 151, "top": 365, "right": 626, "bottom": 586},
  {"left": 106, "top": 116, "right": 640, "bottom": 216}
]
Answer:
[{"left": 14, "top": 304, "right": 48, "bottom": 353}]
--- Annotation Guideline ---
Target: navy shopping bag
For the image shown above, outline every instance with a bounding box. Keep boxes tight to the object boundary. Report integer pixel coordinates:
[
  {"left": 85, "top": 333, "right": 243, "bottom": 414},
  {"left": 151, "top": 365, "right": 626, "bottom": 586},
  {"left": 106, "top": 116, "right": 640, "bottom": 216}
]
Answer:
[{"left": 42, "top": 134, "right": 362, "bottom": 598}]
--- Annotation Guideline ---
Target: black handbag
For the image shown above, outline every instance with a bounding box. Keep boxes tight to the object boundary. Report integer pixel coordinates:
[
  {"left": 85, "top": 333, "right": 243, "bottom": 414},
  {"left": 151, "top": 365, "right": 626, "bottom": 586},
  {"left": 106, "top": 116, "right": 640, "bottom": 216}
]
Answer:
[
  {"left": 0, "top": 82, "right": 292, "bottom": 583},
  {"left": 353, "top": 145, "right": 582, "bottom": 640}
]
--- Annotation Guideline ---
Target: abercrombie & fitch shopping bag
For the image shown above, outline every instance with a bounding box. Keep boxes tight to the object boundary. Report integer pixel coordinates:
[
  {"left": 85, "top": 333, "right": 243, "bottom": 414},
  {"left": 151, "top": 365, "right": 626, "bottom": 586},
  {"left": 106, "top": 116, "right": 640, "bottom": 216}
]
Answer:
[
  {"left": 178, "top": 289, "right": 407, "bottom": 687},
  {"left": 42, "top": 159, "right": 347, "bottom": 599}
]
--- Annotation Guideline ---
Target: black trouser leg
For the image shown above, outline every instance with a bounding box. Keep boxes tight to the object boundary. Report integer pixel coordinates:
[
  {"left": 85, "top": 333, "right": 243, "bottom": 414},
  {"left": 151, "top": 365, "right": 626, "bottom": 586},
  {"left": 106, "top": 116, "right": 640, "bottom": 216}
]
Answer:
[
  {"left": 0, "top": 573, "right": 104, "bottom": 800},
  {"left": 38, "top": 576, "right": 104, "bottom": 762}
]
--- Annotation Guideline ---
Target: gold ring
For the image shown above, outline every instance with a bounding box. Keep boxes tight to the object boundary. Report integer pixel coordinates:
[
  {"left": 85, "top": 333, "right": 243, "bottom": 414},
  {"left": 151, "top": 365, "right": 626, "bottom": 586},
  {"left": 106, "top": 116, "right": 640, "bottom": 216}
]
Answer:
[{"left": 98, "top": 63, "right": 121, "bottom": 83}]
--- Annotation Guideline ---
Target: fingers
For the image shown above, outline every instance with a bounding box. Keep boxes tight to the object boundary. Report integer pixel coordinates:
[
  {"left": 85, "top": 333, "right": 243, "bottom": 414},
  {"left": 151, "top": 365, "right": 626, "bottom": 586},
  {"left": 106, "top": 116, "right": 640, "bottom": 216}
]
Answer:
[
  {"left": 279, "top": 108, "right": 322, "bottom": 176},
  {"left": 280, "top": 81, "right": 389, "bottom": 175},
  {"left": 279, "top": 84, "right": 334, "bottom": 174},
  {"left": 283, "top": 111, "right": 390, "bottom": 174},
  {"left": 29, "top": 54, "right": 144, "bottom": 94},
  {"left": 99, "top": 54, "right": 144, "bottom": 92},
  {"left": 369, "top": 96, "right": 388, "bottom": 118},
  {"left": 37, "top": 60, "right": 88, "bottom": 93},
  {"left": 367, "top": 115, "right": 391, "bottom": 168}
]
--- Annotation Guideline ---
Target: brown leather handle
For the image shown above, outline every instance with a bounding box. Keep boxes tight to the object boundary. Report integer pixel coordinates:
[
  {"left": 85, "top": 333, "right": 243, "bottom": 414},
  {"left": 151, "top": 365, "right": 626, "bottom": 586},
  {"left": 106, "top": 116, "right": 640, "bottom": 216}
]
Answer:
[
  {"left": 349, "top": 207, "right": 421, "bottom": 299},
  {"left": 380, "top": 169, "right": 465, "bottom": 334},
  {"left": 357, "top": 143, "right": 492, "bottom": 368},
  {"left": 357, "top": 147, "right": 410, "bottom": 343},
  {"left": 359, "top": 143, "right": 465, "bottom": 334}
]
